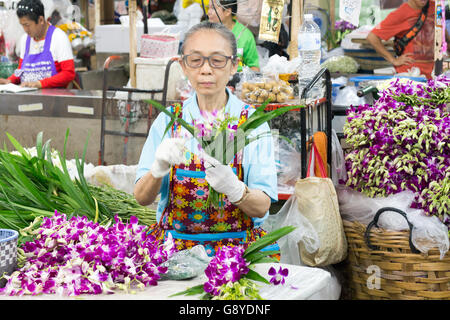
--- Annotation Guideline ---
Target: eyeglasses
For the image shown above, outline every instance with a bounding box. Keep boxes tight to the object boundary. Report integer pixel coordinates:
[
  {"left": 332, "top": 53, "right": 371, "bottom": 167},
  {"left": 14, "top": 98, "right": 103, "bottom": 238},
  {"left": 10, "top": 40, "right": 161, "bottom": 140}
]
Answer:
[{"left": 182, "top": 53, "right": 236, "bottom": 69}]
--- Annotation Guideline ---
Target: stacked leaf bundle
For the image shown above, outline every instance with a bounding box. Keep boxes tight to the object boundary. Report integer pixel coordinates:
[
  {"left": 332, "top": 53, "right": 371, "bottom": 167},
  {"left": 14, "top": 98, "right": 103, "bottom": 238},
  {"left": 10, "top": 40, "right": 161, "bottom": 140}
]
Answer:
[
  {"left": 0, "top": 131, "right": 156, "bottom": 244},
  {"left": 343, "top": 75, "right": 450, "bottom": 234}
]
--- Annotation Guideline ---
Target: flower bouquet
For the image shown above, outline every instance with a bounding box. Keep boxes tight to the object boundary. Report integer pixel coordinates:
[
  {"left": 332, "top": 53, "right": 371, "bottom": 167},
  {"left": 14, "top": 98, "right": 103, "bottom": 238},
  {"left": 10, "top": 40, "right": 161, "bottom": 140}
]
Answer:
[
  {"left": 343, "top": 75, "right": 450, "bottom": 234},
  {"left": 327, "top": 20, "right": 357, "bottom": 48},
  {"left": 147, "top": 99, "right": 302, "bottom": 208},
  {"left": 0, "top": 212, "right": 176, "bottom": 296},
  {"left": 171, "top": 225, "right": 295, "bottom": 300}
]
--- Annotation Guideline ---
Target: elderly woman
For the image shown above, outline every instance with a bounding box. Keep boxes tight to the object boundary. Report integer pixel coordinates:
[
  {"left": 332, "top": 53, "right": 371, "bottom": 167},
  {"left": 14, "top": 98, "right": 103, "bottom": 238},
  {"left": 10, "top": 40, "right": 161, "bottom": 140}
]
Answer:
[{"left": 134, "top": 22, "right": 277, "bottom": 257}]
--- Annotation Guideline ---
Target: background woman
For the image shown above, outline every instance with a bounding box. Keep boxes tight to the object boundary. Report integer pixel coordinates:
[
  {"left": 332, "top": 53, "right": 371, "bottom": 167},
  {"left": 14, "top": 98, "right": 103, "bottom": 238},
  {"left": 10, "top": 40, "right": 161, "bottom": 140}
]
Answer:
[
  {"left": 0, "top": 0, "right": 75, "bottom": 88},
  {"left": 207, "top": 0, "right": 260, "bottom": 72}
]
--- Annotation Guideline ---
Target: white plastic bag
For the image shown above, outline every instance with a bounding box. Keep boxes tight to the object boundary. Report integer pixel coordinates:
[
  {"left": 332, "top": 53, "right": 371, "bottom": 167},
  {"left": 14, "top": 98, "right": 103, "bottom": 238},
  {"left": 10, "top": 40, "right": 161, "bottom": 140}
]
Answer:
[
  {"left": 84, "top": 164, "right": 138, "bottom": 195},
  {"left": 334, "top": 85, "right": 367, "bottom": 106},
  {"left": 336, "top": 185, "right": 449, "bottom": 259},
  {"left": 262, "top": 196, "right": 320, "bottom": 266}
]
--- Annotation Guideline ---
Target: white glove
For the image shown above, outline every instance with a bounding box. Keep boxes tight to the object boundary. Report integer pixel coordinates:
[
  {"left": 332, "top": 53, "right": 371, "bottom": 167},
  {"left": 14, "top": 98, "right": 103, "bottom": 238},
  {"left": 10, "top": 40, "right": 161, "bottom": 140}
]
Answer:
[
  {"left": 150, "top": 138, "right": 186, "bottom": 178},
  {"left": 203, "top": 153, "right": 246, "bottom": 203}
]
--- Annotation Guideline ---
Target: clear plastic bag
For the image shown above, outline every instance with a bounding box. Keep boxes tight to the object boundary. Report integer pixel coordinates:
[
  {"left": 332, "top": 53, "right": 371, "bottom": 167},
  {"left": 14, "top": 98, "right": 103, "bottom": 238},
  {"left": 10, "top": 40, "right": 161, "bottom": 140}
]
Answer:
[
  {"left": 263, "top": 196, "right": 320, "bottom": 266},
  {"left": 275, "top": 138, "right": 301, "bottom": 194},
  {"left": 334, "top": 85, "right": 368, "bottom": 106},
  {"left": 159, "top": 245, "right": 211, "bottom": 280},
  {"left": 330, "top": 129, "right": 346, "bottom": 186},
  {"left": 336, "top": 185, "right": 449, "bottom": 259}
]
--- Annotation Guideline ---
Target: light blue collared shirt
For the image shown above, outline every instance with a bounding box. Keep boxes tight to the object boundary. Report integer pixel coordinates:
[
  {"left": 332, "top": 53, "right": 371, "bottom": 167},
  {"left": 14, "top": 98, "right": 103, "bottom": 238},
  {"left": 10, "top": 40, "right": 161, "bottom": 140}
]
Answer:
[{"left": 135, "top": 88, "right": 278, "bottom": 227}]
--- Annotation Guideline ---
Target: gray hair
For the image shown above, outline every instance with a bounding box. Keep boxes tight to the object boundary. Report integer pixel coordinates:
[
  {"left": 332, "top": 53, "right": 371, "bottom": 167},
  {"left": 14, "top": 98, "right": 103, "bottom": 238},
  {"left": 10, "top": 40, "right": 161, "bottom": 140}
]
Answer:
[{"left": 181, "top": 21, "right": 237, "bottom": 60}]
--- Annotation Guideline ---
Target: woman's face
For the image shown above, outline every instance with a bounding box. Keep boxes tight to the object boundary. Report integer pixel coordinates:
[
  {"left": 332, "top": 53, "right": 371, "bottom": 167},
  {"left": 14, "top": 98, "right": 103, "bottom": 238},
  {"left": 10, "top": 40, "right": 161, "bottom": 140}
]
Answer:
[
  {"left": 180, "top": 29, "right": 237, "bottom": 98},
  {"left": 207, "top": 3, "right": 227, "bottom": 23}
]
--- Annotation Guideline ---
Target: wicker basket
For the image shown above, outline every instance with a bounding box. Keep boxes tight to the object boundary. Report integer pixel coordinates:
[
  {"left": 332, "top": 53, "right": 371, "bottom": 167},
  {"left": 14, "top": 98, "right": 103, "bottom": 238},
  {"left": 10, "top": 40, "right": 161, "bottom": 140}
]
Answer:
[
  {"left": 0, "top": 229, "right": 18, "bottom": 288},
  {"left": 343, "top": 207, "right": 450, "bottom": 300}
]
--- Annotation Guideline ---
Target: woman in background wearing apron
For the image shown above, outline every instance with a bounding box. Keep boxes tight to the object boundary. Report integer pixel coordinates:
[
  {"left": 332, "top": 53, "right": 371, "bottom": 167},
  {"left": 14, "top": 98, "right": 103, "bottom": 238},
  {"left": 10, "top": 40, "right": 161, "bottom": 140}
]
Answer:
[
  {"left": 134, "top": 22, "right": 278, "bottom": 257},
  {"left": 0, "top": 0, "right": 75, "bottom": 88}
]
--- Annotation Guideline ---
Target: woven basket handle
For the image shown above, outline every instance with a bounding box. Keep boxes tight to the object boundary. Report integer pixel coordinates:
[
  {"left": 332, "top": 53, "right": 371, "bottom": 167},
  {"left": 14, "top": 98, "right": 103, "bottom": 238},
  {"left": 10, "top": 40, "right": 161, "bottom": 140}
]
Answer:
[{"left": 364, "top": 207, "right": 420, "bottom": 254}]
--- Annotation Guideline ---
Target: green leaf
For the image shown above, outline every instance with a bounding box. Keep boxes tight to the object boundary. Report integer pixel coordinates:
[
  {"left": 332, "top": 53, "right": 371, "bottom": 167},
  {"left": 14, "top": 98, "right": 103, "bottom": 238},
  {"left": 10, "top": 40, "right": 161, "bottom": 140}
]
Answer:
[
  {"left": 239, "top": 104, "right": 301, "bottom": 133},
  {"left": 243, "top": 269, "right": 270, "bottom": 284},
  {"left": 169, "top": 284, "right": 205, "bottom": 297},
  {"left": 250, "top": 256, "right": 280, "bottom": 264},
  {"left": 245, "top": 250, "right": 280, "bottom": 263},
  {"left": 146, "top": 99, "right": 195, "bottom": 137},
  {"left": 5, "top": 132, "right": 31, "bottom": 160},
  {"left": 243, "top": 225, "right": 295, "bottom": 258},
  {"left": 36, "top": 131, "right": 43, "bottom": 159}
]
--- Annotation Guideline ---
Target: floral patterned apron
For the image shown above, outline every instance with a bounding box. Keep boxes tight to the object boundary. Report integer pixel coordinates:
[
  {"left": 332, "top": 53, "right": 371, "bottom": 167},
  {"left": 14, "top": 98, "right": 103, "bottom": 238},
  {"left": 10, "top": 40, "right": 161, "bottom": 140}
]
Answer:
[{"left": 148, "top": 102, "right": 279, "bottom": 258}]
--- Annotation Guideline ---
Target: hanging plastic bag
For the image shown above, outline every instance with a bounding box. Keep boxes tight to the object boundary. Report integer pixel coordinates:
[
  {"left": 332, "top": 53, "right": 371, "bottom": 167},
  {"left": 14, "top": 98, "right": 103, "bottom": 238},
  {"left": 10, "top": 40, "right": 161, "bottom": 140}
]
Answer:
[
  {"left": 274, "top": 137, "right": 302, "bottom": 194},
  {"left": 330, "top": 129, "right": 346, "bottom": 186},
  {"left": 262, "top": 196, "right": 320, "bottom": 266}
]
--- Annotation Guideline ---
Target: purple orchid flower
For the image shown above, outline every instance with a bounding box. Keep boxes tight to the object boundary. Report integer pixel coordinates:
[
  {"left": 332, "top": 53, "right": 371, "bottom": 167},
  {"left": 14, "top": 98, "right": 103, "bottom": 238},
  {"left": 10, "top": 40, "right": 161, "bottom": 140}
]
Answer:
[{"left": 268, "top": 266, "right": 289, "bottom": 285}]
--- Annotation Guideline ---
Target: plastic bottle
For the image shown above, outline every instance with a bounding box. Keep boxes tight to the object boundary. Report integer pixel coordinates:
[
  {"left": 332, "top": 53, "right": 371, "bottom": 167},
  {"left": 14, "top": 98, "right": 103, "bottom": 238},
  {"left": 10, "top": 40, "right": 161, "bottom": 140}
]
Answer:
[{"left": 297, "top": 14, "right": 321, "bottom": 102}]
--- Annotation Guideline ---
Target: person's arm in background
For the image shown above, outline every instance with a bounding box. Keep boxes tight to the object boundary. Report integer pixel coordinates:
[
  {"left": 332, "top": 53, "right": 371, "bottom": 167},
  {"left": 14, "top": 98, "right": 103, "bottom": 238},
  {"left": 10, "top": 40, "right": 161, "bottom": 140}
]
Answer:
[
  {"left": 366, "top": 32, "right": 415, "bottom": 67},
  {"left": 39, "top": 59, "right": 75, "bottom": 88},
  {"left": 242, "top": 29, "right": 260, "bottom": 72}
]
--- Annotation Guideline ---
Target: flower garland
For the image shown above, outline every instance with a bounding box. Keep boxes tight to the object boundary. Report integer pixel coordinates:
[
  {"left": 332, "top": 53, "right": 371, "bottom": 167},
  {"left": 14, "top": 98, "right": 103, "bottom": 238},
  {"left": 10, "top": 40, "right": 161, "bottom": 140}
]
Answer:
[{"left": 0, "top": 212, "right": 176, "bottom": 296}]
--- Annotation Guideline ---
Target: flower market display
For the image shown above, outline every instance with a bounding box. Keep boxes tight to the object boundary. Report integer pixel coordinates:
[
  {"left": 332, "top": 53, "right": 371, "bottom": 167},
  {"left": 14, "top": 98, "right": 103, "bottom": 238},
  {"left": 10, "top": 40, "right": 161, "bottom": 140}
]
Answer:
[
  {"left": 0, "top": 129, "right": 299, "bottom": 298},
  {"left": 0, "top": 212, "right": 175, "bottom": 296},
  {"left": 0, "top": 130, "right": 157, "bottom": 246},
  {"left": 343, "top": 75, "right": 450, "bottom": 235}
]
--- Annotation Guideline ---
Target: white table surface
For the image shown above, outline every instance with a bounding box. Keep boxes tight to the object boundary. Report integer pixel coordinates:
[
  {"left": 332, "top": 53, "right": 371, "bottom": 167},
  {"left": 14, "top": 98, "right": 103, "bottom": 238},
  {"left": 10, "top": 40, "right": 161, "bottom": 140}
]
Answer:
[{"left": 0, "top": 263, "right": 335, "bottom": 300}]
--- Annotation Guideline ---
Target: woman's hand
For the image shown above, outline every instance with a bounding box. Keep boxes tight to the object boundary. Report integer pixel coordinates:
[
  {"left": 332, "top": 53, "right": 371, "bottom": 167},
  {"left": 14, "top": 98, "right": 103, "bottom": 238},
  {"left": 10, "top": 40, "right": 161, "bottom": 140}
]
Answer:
[
  {"left": 134, "top": 138, "right": 186, "bottom": 206},
  {"left": 21, "top": 81, "right": 42, "bottom": 88},
  {"left": 150, "top": 138, "right": 186, "bottom": 178},
  {"left": 0, "top": 78, "right": 11, "bottom": 84},
  {"left": 203, "top": 153, "right": 246, "bottom": 203},
  {"left": 203, "top": 154, "right": 270, "bottom": 218}
]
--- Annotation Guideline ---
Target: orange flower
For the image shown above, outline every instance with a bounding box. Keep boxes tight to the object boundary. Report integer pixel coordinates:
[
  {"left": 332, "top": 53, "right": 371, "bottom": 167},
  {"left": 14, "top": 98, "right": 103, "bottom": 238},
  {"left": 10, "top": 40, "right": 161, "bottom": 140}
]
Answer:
[
  {"left": 171, "top": 208, "right": 187, "bottom": 221},
  {"left": 173, "top": 184, "right": 189, "bottom": 196},
  {"left": 184, "top": 240, "right": 196, "bottom": 249},
  {"left": 211, "top": 210, "right": 229, "bottom": 223}
]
